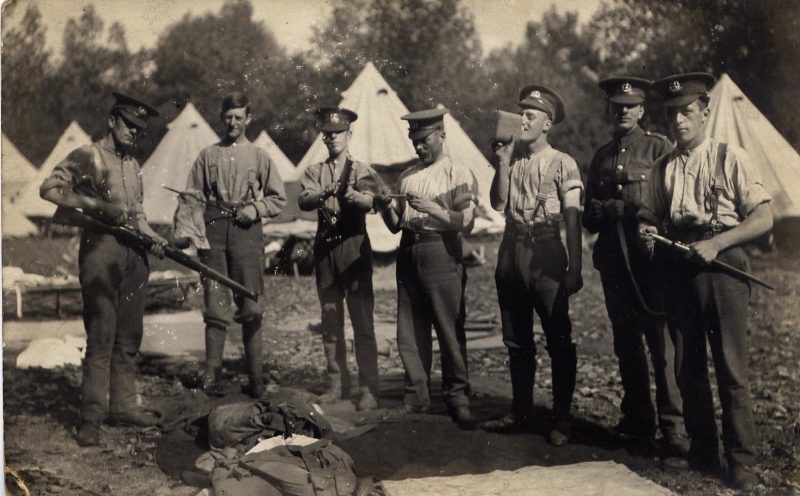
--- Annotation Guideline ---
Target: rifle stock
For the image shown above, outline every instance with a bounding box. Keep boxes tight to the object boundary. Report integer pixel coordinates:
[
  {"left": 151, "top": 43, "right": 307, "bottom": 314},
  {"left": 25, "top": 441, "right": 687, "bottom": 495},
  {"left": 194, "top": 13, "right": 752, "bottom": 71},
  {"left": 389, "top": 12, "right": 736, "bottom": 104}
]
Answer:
[
  {"left": 651, "top": 233, "right": 774, "bottom": 290},
  {"left": 53, "top": 208, "right": 259, "bottom": 300}
]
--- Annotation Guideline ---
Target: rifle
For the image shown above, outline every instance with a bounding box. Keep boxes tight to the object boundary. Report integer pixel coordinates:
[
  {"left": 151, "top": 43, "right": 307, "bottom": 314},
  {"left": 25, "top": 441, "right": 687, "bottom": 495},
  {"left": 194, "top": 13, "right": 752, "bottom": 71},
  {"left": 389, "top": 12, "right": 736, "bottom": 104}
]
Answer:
[
  {"left": 163, "top": 186, "right": 237, "bottom": 217},
  {"left": 651, "top": 233, "right": 774, "bottom": 290},
  {"left": 54, "top": 207, "right": 259, "bottom": 300},
  {"left": 318, "top": 158, "right": 354, "bottom": 244}
]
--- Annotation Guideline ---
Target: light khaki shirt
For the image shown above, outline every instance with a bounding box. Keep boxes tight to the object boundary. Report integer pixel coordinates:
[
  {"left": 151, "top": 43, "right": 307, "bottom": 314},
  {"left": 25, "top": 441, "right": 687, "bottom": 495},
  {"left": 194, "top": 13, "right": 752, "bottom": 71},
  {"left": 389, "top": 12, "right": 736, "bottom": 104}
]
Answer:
[
  {"left": 395, "top": 154, "right": 479, "bottom": 232},
  {"left": 643, "top": 137, "right": 771, "bottom": 228},
  {"left": 186, "top": 139, "right": 286, "bottom": 218},
  {"left": 505, "top": 145, "right": 583, "bottom": 227}
]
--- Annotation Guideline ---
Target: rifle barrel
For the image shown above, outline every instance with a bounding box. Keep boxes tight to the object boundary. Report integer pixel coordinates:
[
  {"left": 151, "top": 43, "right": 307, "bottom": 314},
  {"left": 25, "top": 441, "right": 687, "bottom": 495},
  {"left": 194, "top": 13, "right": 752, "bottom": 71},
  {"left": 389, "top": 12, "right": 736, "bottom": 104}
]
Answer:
[{"left": 651, "top": 234, "right": 774, "bottom": 290}]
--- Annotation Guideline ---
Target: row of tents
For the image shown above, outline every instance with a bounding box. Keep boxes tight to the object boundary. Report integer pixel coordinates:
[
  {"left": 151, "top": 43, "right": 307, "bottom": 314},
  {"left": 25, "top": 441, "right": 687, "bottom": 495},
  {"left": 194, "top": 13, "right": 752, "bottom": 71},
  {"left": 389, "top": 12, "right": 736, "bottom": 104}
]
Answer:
[{"left": 3, "top": 65, "right": 800, "bottom": 249}]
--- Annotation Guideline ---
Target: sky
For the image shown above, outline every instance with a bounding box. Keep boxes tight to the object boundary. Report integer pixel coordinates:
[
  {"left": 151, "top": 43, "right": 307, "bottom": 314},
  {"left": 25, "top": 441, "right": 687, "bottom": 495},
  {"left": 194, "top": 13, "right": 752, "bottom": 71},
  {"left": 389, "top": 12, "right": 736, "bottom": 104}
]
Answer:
[{"left": 1, "top": 0, "right": 603, "bottom": 56}]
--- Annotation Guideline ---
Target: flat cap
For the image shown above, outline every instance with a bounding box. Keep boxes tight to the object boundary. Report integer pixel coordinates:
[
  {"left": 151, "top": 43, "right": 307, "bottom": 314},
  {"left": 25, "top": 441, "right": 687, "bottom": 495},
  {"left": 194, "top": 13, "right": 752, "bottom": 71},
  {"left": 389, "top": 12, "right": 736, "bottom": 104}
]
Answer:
[
  {"left": 315, "top": 106, "right": 358, "bottom": 132},
  {"left": 651, "top": 72, "right": 716, "bottom": 108},
  {"left": 401, "top": 108, "right": 449, "bottom": 141},
  {"left": 598, "top": 76, "right": 651, "bottom": 105},
  {"left": 112, "top": 91, "right": 159, "bottom": 129},
  {"left": 518, "top": 85, "right": 565, "bottom": 124}
]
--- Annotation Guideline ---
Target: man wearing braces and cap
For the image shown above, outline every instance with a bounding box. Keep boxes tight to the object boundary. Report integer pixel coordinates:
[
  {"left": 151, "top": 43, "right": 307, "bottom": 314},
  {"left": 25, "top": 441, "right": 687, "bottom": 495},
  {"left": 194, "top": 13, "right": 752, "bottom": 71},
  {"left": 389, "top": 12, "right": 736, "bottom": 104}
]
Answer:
[
  {"left": 584, "top": 76, "right": 688, "bottom": 462},
  {"left": 186, "top": 92, "right": 286, "bottom": 399},
  {"left": 377, "top": 107, "right": 479, "bottom": 427},
  {"left": 638, "top": 72, "right": 772, "bottom": 491},
  {"left": 483, "top": 85, "right": 583, "bottom": 447},
  {"left": 298, "top": 106, "right": 381, "bottom": 411},
  {"left": 40, "top": 91, "right": 167, "bottom": 446}
]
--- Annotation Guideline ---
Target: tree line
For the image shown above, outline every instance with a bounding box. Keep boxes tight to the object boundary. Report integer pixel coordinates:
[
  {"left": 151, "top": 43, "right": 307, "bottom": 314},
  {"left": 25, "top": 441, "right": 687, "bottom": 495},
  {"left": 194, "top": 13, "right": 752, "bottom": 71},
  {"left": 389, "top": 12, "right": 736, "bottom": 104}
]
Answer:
[{"left": 3, "top": 0, "right": 798, "bottom": 172}]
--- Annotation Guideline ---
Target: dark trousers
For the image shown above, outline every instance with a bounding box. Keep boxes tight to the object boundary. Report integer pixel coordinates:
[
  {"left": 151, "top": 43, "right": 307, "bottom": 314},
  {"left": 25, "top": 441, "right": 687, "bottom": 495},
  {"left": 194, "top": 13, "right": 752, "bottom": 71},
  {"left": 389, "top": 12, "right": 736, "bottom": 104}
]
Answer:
[
  {"left": 314, "top": 234, "right": 379, "bottom": 395},
  {"left": 495, "top": 231, "right": 576, "bottom": 424},
  {"left": 664, "top": 246, "right": 756, "bottom": 468},
  {"left": 396, "top": 231, "right": 469, "bottom": 409},
  {"left": 199, "top": 214, "right": 265, "bottom": 370},
  {"left": 599, "top": 266, "right": 684, "bottom": 438},
  {"left": 78, "top": 230, "right": 149, "bottom": 426}
]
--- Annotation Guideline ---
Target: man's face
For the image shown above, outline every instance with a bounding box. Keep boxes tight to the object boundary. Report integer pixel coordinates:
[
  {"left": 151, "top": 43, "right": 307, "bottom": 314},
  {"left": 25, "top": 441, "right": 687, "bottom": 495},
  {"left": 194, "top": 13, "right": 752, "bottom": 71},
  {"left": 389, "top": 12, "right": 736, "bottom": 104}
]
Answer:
[
  {"left": 666, "top": 100, "right": 708, "bottom": 147},
  {"left": 322, "top": 129, "right": 351, "bottom": 157},
  {"left": 412, "top": 129, "right": 445, "bottom": 165},
  {"left": 222, "top": 106, "right": 251, "bottom": 141},
  {"left": 519, "top": 108, "right": 550, "bottom": 142},
  {"left": 607, "top": 102, "right": 644, "bottom": 134},
  {"left": 109, "top": 113, "right": 141, "bottom": 148}
]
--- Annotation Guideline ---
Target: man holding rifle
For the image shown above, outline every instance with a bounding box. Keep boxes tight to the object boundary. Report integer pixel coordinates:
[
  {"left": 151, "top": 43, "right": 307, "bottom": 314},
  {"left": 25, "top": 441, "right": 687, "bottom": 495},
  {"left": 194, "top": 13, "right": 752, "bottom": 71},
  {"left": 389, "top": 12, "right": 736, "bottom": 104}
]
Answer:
[
  {"left": 298, "top": 107, "right": 381, "bottom": 411},
  {"left": 40, "top": 92, "right": 166, "bottom": 447},
  {"left": 637, "top": 73, "right": 772, "bottom": 491},
  {"left": 186, "top": 92, "right": 286, "bottom": 399}
]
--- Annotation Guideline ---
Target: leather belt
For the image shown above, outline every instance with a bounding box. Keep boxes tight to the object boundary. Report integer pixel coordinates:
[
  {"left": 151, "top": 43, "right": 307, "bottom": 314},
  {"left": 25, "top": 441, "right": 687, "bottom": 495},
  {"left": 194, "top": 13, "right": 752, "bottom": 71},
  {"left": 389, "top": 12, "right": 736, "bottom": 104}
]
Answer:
[
  {"left": 401, "top": 230, "right": 457, "bottom": 244},
  {"left": 505, "top": 221, "right": 561, "bottom": 243}
]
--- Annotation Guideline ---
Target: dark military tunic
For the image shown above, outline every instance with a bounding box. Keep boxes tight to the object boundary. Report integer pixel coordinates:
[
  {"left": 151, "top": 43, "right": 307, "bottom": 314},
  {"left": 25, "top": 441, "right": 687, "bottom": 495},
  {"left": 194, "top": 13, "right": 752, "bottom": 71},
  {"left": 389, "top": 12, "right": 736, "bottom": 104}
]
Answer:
[{"left": 583, "top": 126, "right": 685, "bottom": 440}]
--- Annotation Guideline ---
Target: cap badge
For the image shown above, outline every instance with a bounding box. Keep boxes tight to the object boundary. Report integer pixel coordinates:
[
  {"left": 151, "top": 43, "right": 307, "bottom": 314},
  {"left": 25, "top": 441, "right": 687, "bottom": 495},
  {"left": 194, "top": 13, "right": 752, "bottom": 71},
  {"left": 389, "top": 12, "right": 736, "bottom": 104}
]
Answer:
[
  {"left": 621, "top": 82, "right": 632, "bottom": 93},
  {"left": 669, "top": 80, "right": 682, "bottom": 93},
  {"left": 136, "top": 107, "right": 147, "bottom": 117},
  {"left": 329, "top": 112, "right": 340, "bottom": 123},
  {"left": 529, "top": 90, "right": 541, "bottom": 100}
]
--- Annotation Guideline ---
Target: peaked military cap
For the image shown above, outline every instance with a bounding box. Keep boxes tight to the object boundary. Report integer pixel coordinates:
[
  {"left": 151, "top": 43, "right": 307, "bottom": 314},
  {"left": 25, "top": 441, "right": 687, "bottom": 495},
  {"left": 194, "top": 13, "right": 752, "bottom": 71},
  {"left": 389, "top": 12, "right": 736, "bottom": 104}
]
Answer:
[
  {"left": 111, "top": 92, "right": 159, "bottom": 129},
  {"left": 315, "top": 106, "right": 358, "bottom": 132},
  {"left": 651, "top": 72, "right": 716, "bottom": 107},
  {"left": 518, "top": 84, "right": 565, "bottom": 124},
  {"left": 598, "top": 76, "right": 651, "bottom": 105},
  {"left": 401, "top": 107, "right": 449, "bottom": 141}
]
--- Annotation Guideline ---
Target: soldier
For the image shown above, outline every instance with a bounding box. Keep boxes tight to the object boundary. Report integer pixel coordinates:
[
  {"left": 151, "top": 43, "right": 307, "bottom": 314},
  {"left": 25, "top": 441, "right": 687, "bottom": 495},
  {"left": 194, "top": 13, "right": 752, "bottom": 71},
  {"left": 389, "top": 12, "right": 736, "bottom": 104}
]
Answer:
[
  {"left": 482, "top": 85, "right": 583, "bottom": 447},
  {"left": 638, "top": 73, "right": 772, "bottom": 491},
  {"left": 186, "top": 92, "right": 286, "bottom": 399},
  {"left": 584, "top": 77, "right": 688, "bottom": 461},
  {"left": 40, "top": 92, "right": 166, "bottom": 446},
  {"left": 298, "top": 107, "right": 380, "bottom": 411},
  {"left": 377, "top": 108, "right": 478, "bottom": 427}
]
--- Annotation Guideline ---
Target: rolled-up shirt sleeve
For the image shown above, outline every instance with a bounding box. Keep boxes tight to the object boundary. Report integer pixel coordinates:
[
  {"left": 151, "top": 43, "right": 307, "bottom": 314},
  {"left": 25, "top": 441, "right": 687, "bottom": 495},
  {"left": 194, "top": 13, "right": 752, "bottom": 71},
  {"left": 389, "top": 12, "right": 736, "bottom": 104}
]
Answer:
[
  {"left": 300, "top": 164, "right": 322, "bottom": 196},
  {"left": 449, "top": 166, "right": 479, "bottom": 212},
  {"left": 40, "top": 147, "right": 94, "bottom": 196},
  {"left": 558, "top": 156, "right": 584, "bottom": 205},
  {"left": 731, "top": 148, "right": 771, "bottom": 217},
  {"left": 255, "top": 153, "right": 286, "bottom": 218},
  {"left": 186, "top": 151, "right": 206, "bottom": 193}
]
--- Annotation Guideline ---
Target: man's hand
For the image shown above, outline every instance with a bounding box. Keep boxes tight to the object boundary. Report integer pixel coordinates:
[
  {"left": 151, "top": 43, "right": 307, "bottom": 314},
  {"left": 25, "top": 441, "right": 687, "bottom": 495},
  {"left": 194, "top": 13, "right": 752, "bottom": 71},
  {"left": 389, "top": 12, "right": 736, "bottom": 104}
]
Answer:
[
  {"left": 565, "top": 268, "right": 583, "bottom": 295},
  {"left": 320, "top": 181, "right": 339, "bottom": 200},
  {"left": 603, "top": 199, "right": 626, "bottom": 220},
  {"left": 588, "top": 199, "right": 604, "bottom": 222},
  {"left": 235, "top": 204, "right": 259, "bottom": 227},
  {"left": 148, "top": 235, "right": 168, "bottom": 259},
  {"left": 491, "top": 137, "right": 515, "bottom": 168},
  {"left": 689, "top": 238, "right": 721, "bottom": 265},
  {"left": 638, "top": 224, "right": 658, "bottom": 257},
  {"left": 373, "top": 191, "right": 394, "bottom": 211},
  {"left": 92, "top": 201, "right": 128, "bottom": 226},
  {"left": 406, "top": 192, "right": 440, "bottom": 215}
]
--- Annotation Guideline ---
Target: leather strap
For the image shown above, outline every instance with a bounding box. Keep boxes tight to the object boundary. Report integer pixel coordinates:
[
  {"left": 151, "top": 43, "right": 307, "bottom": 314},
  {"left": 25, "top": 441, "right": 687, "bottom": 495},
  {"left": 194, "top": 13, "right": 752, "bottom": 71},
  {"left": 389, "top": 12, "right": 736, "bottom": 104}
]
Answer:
[{"left": 616, "top": 220, "right": 664, "bottom": 317}]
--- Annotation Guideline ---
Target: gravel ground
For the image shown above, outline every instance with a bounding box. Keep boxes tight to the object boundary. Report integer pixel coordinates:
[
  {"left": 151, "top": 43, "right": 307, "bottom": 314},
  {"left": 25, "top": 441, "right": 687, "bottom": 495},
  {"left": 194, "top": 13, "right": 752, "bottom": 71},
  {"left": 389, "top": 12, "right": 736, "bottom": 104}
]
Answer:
[{"left": 3, "top": 234, "right": 799, "bottom": 495}]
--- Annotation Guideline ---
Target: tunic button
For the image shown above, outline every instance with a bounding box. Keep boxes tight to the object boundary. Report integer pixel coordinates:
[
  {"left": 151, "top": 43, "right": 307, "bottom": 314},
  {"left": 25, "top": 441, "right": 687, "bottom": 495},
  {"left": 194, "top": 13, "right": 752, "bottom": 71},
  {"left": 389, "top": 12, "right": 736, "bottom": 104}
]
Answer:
[
  {"left": 616, "top": 165, "right": 623, "bottom": 171},
  {"left": 641, "top": 174, "right": 646, "bottom": 179},
  {"left": 621, "top": 148, "right": 626, "bottom": 153},
  {"left": 528, "top": 219, "right": 535, "bottom": 226},
  {"left": 616, "top": 184, "right": 623, "bottom": 191}
]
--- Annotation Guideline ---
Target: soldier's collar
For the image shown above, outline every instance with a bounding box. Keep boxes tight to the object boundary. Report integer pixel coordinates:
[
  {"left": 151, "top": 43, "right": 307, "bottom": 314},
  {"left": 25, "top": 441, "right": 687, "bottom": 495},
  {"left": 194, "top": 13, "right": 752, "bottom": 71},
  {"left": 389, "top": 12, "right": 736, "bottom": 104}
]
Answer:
[
  {"left": 100, "top": 133, "right": 130, "bottom": 158},
  {"left": 615, "top": 125, "right": 644, "bottom": 147}
]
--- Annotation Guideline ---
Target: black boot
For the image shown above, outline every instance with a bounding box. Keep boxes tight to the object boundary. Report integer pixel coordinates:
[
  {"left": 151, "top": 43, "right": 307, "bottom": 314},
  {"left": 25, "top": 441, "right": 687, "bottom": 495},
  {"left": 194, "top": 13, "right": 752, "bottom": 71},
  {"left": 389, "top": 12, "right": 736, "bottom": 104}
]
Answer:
[
  {"left": 243, "top": 319, "right": 265, "bottom": 399},
  {"left": 319, "top": 341, "right": 350, "bottom": 403},
  {"left": 202, "top": 325, "right": 227, "bottom": 395}
]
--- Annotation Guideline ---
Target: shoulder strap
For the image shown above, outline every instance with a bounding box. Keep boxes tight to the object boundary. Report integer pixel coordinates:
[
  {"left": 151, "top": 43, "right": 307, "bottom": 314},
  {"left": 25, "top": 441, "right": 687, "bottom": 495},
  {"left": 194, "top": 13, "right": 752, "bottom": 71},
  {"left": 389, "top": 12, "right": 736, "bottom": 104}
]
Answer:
[
  {"left": 709, "top": 142, "right": 727, "bottom": 224},
  {"left": 533, "top": 155, "right": 561, "bottom": 218},
  {"left": 207, "top": 149, "right": 219, "bottom": 198}
]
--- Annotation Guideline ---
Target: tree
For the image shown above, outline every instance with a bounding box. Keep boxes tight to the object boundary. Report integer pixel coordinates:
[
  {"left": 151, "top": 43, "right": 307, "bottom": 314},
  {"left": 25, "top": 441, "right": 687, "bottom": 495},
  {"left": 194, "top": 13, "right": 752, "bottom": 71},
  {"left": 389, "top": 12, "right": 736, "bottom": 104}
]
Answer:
[{"left": 1, "top": 4, "right": 59, "bottom": 165}]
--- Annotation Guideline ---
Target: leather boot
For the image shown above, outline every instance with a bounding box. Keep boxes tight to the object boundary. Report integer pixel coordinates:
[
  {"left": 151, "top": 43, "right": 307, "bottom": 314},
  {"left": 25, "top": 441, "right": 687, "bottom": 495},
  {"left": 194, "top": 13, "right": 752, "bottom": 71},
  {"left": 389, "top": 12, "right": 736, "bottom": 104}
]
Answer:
[
  {"left": 243, "top": 319, "right": 265, "bottom": 398},
  {"left": 356, "top": 386, "right": 379, "bottom": 411},
  {"left": 319, "top": 341, "right": 350, "bottom": 403},
  {"left": 202, "top": 325, "right": 227, "bottom": 395}
]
